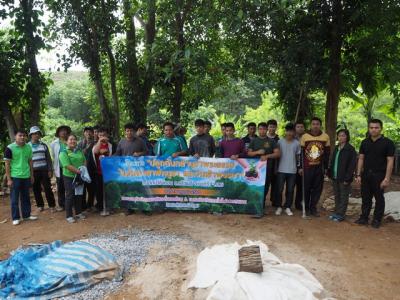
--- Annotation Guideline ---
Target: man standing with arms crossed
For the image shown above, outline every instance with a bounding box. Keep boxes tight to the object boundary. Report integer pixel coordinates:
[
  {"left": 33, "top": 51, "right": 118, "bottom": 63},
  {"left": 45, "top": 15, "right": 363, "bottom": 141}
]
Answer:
[{"left": 355, "top": 119, "right": 395, "bottom": 228}]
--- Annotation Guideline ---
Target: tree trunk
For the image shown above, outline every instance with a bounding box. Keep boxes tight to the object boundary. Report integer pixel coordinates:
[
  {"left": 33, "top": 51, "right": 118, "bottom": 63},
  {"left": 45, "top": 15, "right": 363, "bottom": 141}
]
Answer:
[
  {"left": 141, "top": 0, "right": 156, "bottom": 113},
  {"left": 100, "top": 0, "right": 119, "bottom": 137},
  {"left": 106, "top": 45, "right": 120, "bottom": 138},
  {"left": 171, "top": 0, "right": 186, "bottom": 123},
  {"left": 89, "top": 31, "right": 112, "bottom": 130},
  {"left": 124, "top": 0, "right": 145, "bottom": 123},
  {"left": 21, "top": 0, "right": 42, "bottom": 126},
  {"left": 0, "top": 99, "right": 18, "bottom": 140},
  {"left": 325, "top": 0, "right": 343, "bottom": 145}
]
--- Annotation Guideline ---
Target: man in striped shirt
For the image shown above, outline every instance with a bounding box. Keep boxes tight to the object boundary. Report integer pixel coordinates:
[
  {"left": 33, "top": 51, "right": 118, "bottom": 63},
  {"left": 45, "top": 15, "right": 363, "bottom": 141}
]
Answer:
[{"left": 28, "top": 126, "right": 56, "bottom": 212}]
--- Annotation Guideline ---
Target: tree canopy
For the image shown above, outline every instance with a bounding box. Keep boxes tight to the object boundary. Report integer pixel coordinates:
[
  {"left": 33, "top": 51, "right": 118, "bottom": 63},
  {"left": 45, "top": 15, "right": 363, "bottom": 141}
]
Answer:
[{"left": 1, "top": 0, "right": 400, "bottom": 145}]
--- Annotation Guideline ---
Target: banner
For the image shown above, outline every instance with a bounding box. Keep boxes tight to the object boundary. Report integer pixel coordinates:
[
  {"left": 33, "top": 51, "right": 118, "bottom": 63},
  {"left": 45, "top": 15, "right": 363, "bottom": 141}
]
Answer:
[{"left": 101, "top": 156, "right": 267, "bottom": 215}]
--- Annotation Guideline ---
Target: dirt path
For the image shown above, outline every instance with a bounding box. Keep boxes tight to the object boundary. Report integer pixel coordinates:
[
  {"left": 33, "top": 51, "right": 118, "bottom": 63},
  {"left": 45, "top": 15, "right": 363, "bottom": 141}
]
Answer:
[{"left": 1, "top": 197, "right": 400, "bottom": 300}]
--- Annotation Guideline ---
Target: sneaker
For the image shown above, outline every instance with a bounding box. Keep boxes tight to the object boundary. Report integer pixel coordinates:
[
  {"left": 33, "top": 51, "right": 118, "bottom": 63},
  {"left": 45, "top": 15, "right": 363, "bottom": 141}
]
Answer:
[
  {"left": 76, "top": 213, "right": 86, "bottom": 220},
  {"left": 355, "top": 217, "right": 368, "bottom": 225},
  {"left": 66, "top": 217, "right": 76, "bottom": 223},
  {"left": 25, "top": 215, "right": 38, "bottom": 221},
  {"left": 329, "top": 214, "right": 339, "bottom": 220},
  {"left": 275, "top": 207, "right": 283, "bottom": 216},
  {"left": 284, "top": 208, "right": 293, "bottom": 216},
  {"left": 36, "top": 207, "right": 44, "bottom": 212},
  {"left": 371, "top": 219, "right": 381, "bottom": 229},
  {"left": 12, "top": 220, "right": 21, "bottom": 226},
  {"left": 333, "top": 215, "right": 345, "bottom": 222},
  {"left": 55, "top": 207, "right": 64, "bottom": 212}
]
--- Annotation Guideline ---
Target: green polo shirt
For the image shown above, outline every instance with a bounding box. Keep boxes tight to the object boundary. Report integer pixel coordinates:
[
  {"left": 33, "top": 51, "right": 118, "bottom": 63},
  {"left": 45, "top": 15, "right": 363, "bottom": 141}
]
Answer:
[
  {"left": 155, "top": 136, "right": 185, "bottom": 156},
  {"left": 59, "top": 141, "right": 67, "bottom": 153},
  {"left": 59, "top": 147, "right": 85, "bottom": 178},
  {"left": 4, "top": 142, "right": 33, "bottom": 179}
]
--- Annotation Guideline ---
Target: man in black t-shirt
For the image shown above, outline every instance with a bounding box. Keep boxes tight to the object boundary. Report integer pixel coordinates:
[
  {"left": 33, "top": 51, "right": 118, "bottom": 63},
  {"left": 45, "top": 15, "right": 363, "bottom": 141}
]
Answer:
[{"left": 355, "top": 119, "right": 395, "bottom": 228}]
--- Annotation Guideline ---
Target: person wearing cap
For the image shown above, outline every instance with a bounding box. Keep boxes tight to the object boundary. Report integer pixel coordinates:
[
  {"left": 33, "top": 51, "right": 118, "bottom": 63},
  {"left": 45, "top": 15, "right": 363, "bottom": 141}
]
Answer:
[
  {"left": 28, "top": 126, "right": 56, "bottom": 212},
  {"left": 4, "top": 129, "right": 38, "bottom": 225},
  {"left": 50, "top": 125, "right": 71, "bottom": 211}
]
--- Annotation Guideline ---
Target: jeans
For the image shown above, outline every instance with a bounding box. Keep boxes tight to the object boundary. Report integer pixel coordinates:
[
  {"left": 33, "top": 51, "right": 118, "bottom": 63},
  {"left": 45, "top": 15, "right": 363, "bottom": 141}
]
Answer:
[
  {"left": 10, "top": 178, "right": 32, "bottom": 220},
  {"left": 332, "top": 180, "right": 351, "bottom": 217},
  {"left": 33, "top": 170, "right": 56, "bottom": 208},
  {"left": 276, "top": 173, "right": 297, "bottom": 208},
  {"left": 63, "top": 176, "right": 82, "bottom": 218},
  {"left": 360, "top": 172, "right": 386, "bottom": 222}
]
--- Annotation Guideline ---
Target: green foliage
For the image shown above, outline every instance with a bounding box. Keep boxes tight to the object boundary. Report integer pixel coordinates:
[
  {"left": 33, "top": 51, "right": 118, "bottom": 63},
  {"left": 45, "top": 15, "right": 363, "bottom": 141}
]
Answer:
[
  {"left": 45, "top": 72, "right": 93, "bottom": 123},
  {"left": 2, "top": 0, "right": 400, "bottom": 152}
]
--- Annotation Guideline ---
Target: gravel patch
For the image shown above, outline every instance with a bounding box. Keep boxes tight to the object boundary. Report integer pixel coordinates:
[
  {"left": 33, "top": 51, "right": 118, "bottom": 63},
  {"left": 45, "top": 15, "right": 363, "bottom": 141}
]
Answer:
[{"left": 60, "top": 227, "right": 200, "bottom": 300}]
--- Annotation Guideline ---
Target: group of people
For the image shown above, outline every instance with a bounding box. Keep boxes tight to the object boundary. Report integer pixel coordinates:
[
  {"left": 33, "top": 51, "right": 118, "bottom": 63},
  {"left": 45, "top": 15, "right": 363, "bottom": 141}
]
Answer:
[{"left": 3, "top": 117, "right": 395, "bottom": 228}]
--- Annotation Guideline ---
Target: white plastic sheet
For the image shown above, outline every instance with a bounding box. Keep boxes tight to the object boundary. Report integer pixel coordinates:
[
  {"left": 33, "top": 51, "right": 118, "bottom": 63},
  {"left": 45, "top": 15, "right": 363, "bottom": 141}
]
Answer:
[
  {"left": 384, "top": 192, "right": 400, "bottom": 221},
  {"left": 189, "top": 241, "right": 330, "bottom": 300}
]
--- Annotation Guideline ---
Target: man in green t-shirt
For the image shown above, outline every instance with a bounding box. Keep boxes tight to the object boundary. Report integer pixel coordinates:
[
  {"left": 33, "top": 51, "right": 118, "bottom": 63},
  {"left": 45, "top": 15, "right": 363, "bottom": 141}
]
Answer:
[
  {"left": 155, "top": 122, "right": 187, "bottom": 157},
  {"left": 248, "top": 122, "right": 281, "bottom": 218},
  {"left": 4, "top": 129, "right": 38, "bottom": 225}
]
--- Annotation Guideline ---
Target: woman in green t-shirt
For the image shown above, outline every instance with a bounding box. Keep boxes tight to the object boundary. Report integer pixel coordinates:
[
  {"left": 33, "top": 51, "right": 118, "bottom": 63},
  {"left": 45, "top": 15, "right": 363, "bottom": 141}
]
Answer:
[{"left": 59, "top": 134, "right": 86, "bottom": 223}]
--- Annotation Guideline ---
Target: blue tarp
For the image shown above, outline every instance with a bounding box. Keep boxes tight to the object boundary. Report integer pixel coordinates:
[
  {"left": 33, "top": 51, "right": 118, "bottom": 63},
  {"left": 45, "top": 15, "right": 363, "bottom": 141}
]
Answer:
[{"left": 0, "top": 240, "right": 121, "bottom": 299}]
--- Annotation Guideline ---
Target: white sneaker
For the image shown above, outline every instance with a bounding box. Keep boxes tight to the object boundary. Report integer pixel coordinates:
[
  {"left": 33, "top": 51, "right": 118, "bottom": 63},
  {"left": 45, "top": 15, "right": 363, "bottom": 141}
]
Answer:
[
  {"left": 285, "top": 208, "right": 294, "bottom": 216},
  {"left": 275, "top": 207, "right": 283, "bottom": 216},
  {"left": 66, "top": 217, "right": 76, "bottom": 223},
  {"left": 12, "top": 220, "right": 21, "bottom": 225},
  {"left": 76, "top": 213, "right": 86, "bottom": 220},
  {"left": 25, "top": 215, "right": 38, "bottom": 221}
]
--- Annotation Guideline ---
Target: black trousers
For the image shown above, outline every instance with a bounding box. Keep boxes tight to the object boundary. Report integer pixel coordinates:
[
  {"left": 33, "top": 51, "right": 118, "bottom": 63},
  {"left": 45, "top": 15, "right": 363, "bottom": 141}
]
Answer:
[
  {"left": 303, "top": 166, "right": 324, "bottom": 213},
  {"left": 332, "top": 180, "right": 351, "bottom": 217},
  {"left": 82, "top": 181, "right": 95, "bottom": 210},
  {"left": 361, "top": 172, "right": 386, "bottom": 222},
  {"left": 63, "top": 176, "right": 82, "bottom": 218},
  {"left": 33, "top": 170, "right": 56, "bottom": 208},
  {"left": 56, "top": 167, "right": 65, "bottom": 208},
  {"left": 294, "top": 173, "right": 303, "bottom": 210},
  {"left": 270, "top": 173, "right": 279, "bottom": 207},
  {"left": 95, "top": 174, "right": 104, "bottom": 210},
  {"left": 262, "top": 167, "right": 272, "bottom": 210}
]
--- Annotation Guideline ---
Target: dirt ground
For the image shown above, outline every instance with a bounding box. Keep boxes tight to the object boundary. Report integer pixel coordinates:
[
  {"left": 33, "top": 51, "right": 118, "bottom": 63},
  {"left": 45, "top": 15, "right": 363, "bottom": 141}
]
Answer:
[{"left": 1, "top": 180, "right": 400, "bottom": 300}]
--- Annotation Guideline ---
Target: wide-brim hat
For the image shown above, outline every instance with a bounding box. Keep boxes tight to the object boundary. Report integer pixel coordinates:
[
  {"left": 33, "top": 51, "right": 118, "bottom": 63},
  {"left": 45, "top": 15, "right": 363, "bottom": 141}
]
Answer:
[
  {"left": 55, "top": 125, "right": 72, "bottom": 137},
  {"left": 29, "top": 126, "right": 42, "bottom": 136}
]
